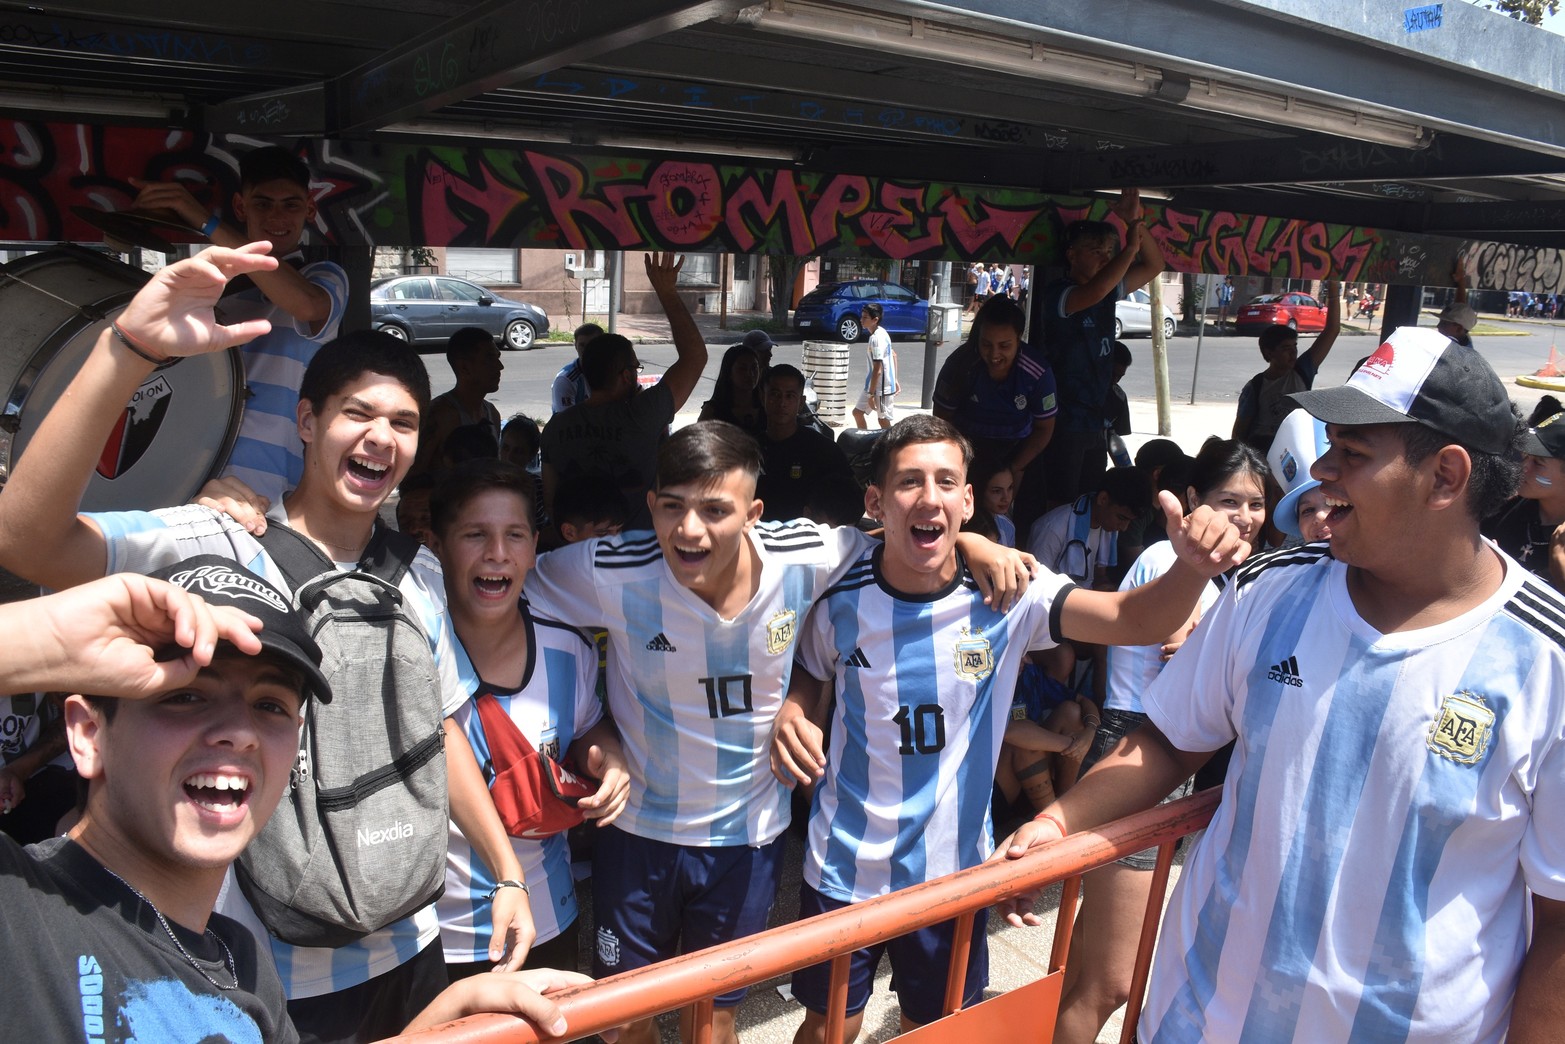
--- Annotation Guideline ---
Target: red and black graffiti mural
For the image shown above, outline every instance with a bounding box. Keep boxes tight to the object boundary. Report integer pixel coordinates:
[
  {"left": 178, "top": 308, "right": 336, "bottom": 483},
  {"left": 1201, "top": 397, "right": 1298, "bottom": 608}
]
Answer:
[{"left": 2, "top": 119, "right": 1562, "bottom": 293}]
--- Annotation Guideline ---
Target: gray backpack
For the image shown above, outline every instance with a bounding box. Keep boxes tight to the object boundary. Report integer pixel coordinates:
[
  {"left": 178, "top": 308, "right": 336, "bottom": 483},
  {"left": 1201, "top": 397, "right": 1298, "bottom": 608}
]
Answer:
[{"left": 236, "top": 523, "right": 448, "bottom": 948}]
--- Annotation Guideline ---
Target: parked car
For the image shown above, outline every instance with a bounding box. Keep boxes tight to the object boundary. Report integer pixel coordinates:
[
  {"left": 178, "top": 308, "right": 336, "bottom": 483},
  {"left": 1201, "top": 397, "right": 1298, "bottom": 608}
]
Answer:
[
  {"left": 793, "top": 279, "right": 930, "bottom": 341},
  {"left": 369, "top": 275, "right": 551, "bottom": 350},
  {"left": 1233, "top": 292, "right": 1328, "bottom": 335},
  {"left": 1114, "top": 288, "right": 1176, "bottom": 339}
]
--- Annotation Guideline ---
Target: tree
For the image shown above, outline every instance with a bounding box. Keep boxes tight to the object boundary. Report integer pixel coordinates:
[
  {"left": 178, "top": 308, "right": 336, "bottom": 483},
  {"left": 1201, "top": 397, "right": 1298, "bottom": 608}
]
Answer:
[
  {"left": 1470, "top": 0, "right": 1560, "bottom": 24},
  {"left": 764, "top": 253, "right": 816, "bottom": 327}
]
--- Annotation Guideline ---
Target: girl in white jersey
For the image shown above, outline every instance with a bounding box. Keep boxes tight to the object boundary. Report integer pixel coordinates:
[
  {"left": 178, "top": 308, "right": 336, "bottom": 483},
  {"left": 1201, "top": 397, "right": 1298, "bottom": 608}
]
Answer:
[
  {"left": 428, "top": 460, "right": 629, "bottom": 979},
  {"left": 1053, "top": 437, "right": 1268, "bottom": 1044}
]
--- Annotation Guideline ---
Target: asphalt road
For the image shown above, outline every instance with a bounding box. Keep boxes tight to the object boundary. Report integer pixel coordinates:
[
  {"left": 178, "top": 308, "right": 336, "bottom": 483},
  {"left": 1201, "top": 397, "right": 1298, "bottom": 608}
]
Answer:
[{"left": 429, "top": 317, "right": 1565, "bottom": 431}]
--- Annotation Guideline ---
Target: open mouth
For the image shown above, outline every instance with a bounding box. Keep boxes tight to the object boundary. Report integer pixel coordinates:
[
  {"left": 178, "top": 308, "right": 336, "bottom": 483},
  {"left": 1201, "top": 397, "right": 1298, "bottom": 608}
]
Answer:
[
  {"left": 183, "top": 772, "right": 250, "bottom": 814},
  {"left": 673, "top": 543, "right": 710, "bottom": 566},
  {"left": 473, "top": 573, "right": 513, "bottom": 598},
  {"left": 1323, "top": 493, "right": 1353, "bottom": 527},
  {"left": 346, "top": 455, "right": 391, "bottom": 484},
  {"left": 910, "top": 522, "right": 945, "bottom": 549}
]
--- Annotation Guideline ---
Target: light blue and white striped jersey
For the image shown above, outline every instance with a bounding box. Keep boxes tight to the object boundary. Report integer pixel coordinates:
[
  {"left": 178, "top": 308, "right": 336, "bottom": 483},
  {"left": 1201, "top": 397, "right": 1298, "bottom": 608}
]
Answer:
[
  {"left": 1104, "top": 541, "right": 1219, "bottom": 715},
  {"left": 219, "top": 258, "right": 348, "bottom": 507},
  {"left": 798, "top": 549, "right": 1073, "bottom": 902},
  {"left": 1141, "top": 545, "right": 1565, "bottom": 1043},
  {"left": 89, "top": 502, "right": 473, "bottom": 1000},
  {"left": 1025, "top": 493, "right": 1118, "bottom": 585},
  {"left": 438, "top": 603, "right": 601, "bottom": 962},
  {"left": 525, "top": 521, "right": 871, "bottom": 847}
]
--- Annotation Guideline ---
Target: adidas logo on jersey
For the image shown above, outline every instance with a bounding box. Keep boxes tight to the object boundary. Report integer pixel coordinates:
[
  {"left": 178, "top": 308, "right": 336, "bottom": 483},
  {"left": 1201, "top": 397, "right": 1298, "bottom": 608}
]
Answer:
[
  {"left": 845, "top": 647, "right": 872, "bottom": 669},
  {"left": 645, "top": 632, "right": 677, "bottom": 652},
  {"left": 1267, "top": 656, "right": 1304, "bottom": 687}
]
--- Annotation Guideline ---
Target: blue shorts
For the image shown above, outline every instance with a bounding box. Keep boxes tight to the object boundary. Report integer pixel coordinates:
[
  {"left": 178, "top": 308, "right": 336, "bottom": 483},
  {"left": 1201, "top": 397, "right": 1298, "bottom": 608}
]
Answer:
[
  {"left": 590, "top": 825, "right": 785, "bottom": 1007},
  {"left": 790, "top": 883, "right": 988, "bottom": 1026}
]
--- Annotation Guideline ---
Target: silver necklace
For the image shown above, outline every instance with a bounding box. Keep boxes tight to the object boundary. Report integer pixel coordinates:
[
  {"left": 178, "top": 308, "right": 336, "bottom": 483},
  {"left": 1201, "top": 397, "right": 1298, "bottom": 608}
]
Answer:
[{"left": 101, "top": 865, "right": 239, "bottom": 991}]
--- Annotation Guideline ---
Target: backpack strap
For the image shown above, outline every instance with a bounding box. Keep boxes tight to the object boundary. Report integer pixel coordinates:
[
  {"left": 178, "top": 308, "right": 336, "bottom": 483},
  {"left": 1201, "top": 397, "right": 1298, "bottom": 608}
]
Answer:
[
  {"left": 256, "top": 522, "right": 337, "bottom": 590},
  {"left": 359, "top": 523, "right": 419, "bottom": 587}
]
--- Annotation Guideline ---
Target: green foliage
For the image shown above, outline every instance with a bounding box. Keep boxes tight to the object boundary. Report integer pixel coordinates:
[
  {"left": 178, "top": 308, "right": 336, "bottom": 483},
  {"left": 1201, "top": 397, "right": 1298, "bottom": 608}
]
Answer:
[{"left": 1471, "top": 0, "right": 1560, "bottom": 24}]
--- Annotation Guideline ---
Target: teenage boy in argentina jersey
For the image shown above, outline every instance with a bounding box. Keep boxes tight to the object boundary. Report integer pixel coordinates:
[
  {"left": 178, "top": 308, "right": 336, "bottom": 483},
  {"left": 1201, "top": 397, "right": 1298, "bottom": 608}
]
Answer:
[
  {"left": 523, "top": 419, "right": 1035, "bottom": 1044},
  {"left": 0, "top": 245, "right": 536, "bottom": 1044},
  {"left": 997, "top": 328, "right": 1565, "bottom": 1043},
  {"left": 769, "top": 415, "right": 1247, "bottom": 1044}
]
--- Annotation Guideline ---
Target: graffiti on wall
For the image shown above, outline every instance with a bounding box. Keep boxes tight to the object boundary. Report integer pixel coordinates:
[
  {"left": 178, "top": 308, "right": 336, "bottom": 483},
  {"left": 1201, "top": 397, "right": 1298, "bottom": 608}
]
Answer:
[{"left": 3, "top": 119, "right": 1563, "bottom": 293}]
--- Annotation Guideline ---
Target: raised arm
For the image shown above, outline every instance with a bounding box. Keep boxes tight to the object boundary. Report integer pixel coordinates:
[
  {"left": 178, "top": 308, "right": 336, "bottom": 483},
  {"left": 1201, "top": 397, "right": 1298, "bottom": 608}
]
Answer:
[
  {"left": 1058, "top": 492, "right": 1246, "bottom": 647},
  {"left": 0, "top": 244, "right": 278, "bottom": 589},
  {"left": 1116, "top": 190, "right": 1166, "bottom": 294},
  {"left": 132, "top": 180, "right": 332, "bottom": 328},
  {"left": 1302, "top": 279, "right": 1342, "bottom": 370},
  {"left": 644, "top": 252, "right": 708, "bottom": 411}
]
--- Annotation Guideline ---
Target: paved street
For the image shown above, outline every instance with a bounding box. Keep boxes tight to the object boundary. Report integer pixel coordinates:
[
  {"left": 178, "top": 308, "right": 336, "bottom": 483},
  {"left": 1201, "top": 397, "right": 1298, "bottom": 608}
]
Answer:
[{"left": 427, "top": 311, "right": 1565, "bottom": 451}]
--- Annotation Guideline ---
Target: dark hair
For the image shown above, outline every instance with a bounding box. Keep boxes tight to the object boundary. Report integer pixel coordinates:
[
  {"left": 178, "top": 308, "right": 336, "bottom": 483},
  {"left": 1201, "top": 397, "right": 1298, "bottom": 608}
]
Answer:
[
  {"left": 861, "top": 302, "right": 884, "bottom": 321},
  {"left": 765, "top": 363, "right": 806, "bottom": 390},
  {"left": 1134, "top": 438, "right": 1187, "bottom": 472},
  {"left": 553, "top": 477, "right": 630, "bottom": 528},
  {"left": 440, "top": 423, "right": 499, "bottom": 466},
  {"left": 1064, "top": 219, "right": 1117, "bottom": 252},
  {"left": 581, "top": 333, "right": 636, "bottom": 393},
  {"left": 969, "top": 456, "right": 1014, "bottom": 495},
  {"left": 1187, "top": 437, "right": 1270, "bottom": 503},
  {"left": 239, "top": 146, "right": 310, "bottom": 191},
  {"left": 574, "top": 322, "right": 605, "bottom": 342},
  {"left": 397, "top": 472, "right": 437, "bottom": 498},
  {"left": 1112, "top": 341, "right": 1133, "bottom": 368},
  {"left": 971, "top": 297, "right": 1026, "bottom": 342},
  {"left": 299, "top": 330, "right": 432, "bottom": 416},
  {"left": 655, "top": 421, "right": 763, "bottom": 490},
  {"left": 445, "top": 327, "right": 496, "bottom": 368},
  {"left": 1527, "top": 395, "right": 1563, "bottom": 427},
  {"left": 1258, "top": 326, "right": 1297, "bottom": 354},
  {"left": 1096, "top": 466, "right": 1153, "bottom": 515},
  {"left": 500, "top": 413, "right": 542, "bottom": 462},
  {"left": 1396, "top": 409, "right": 1525, "bottom": 521},
  {"left": 961, "top": 505, "right": 1000, "bottom": 542},
  {"left": 870, "top": 414, "right": 973, "bottom": 487},
  {"left": 429, "top": 459, "right": 535, "bottom": 538},
  {"left": 710, "top": 344, "right": 764, "bottom": 407}
]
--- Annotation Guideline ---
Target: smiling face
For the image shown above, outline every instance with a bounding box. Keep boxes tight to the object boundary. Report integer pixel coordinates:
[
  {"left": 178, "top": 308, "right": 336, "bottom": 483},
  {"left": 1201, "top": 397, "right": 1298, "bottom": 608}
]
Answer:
[
  {"left": 1294, "top": 486, "right": 1333, "bottom": 542},
  {"left": 68, "top": 651, "right": 304, "bottom": 884},
  {"left": 1312, "top": 423, "right": 1422, "bottom": 568},
  {"left": 980, "top": 468, "right": 1014, "bottom": 518},
  {"left": 977, "top": 321, "right": 1022, "bottom": 382},
  {"left": 1188, "top": 469, "right": 1266, "bottom": 549},
  {"left": 233, "top": 177, "right": 315, "bottom": 256},
  {"left": 867, "top": 439, "right": 973, "bottom": 593},
  {"left": 432, "top": 488, "right": 536, "bottom": 622},
  {"left": 296, "top": 372, "right": 421, "bottom": 515},
  {"left": 648, "top": 467, "right": 762, "bottom": 606}
]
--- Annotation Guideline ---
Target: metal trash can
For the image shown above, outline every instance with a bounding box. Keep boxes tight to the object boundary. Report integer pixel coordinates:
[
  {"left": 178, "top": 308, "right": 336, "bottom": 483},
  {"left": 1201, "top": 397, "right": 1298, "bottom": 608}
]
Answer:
[
  {"left": 928, "top": 301, "right": 962, "bottom": 344},
  {"left": 802, "top": 340, "right": 850, "bottom": 428}
]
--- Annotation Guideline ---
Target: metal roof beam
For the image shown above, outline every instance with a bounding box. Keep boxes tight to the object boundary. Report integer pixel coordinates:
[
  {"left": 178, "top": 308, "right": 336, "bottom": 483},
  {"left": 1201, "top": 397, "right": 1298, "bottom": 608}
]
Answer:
[{"left": 326, "top": 0, "right": 752, "bottom": 134}]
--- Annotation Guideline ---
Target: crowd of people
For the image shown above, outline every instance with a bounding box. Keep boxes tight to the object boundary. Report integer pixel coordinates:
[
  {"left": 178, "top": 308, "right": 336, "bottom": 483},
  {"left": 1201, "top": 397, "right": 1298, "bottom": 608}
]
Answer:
[{"left": 1, "top": 157, "right": 1563, "bottom": 1044}]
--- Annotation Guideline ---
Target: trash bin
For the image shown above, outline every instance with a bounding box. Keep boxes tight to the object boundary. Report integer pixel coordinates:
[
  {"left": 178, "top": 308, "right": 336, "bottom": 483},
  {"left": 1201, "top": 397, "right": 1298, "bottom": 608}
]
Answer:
[{"left": 802, "top": 340, "right": 850, "bottom": 428}]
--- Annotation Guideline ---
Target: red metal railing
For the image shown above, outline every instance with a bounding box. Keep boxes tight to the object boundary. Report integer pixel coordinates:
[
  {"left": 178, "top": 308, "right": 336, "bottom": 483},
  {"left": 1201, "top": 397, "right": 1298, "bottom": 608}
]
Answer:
[{"left": 386, "top": 789, "right": 1220, "bottom": 1044}]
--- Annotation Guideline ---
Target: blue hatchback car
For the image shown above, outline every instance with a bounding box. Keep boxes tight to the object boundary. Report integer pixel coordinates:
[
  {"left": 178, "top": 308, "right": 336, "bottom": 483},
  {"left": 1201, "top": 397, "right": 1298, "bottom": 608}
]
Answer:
[{"left": 792, "top": 279, "right": 930, "bottom": 342}]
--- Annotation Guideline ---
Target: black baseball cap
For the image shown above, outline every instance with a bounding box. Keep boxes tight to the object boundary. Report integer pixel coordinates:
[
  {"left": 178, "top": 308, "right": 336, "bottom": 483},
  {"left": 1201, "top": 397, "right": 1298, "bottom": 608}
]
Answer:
[
  {"left": 1524, "top": 410, "right": 1565, "bottom": 460},
  {"left": 741, "top": 330, "right": 776, "bottom": 353},
  {"left": 149, "top": 556, "right": 331, "bottom": 702},
  {"left": 1288, "top": 327, "right": 1514, "bottom": 456}
]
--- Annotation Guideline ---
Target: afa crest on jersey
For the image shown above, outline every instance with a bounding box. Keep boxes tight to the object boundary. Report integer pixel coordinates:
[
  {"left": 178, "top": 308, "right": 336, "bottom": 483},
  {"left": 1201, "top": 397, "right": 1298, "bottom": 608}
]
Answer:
[
  {"left": 1427, "top": 691, "right": 1495, "bottom": 765},
  {"left": 953, "top": 627, "right": 994, "bottom": 681},
  {"left": 767, "top": 608, "right": 797, "bottom": 655}
]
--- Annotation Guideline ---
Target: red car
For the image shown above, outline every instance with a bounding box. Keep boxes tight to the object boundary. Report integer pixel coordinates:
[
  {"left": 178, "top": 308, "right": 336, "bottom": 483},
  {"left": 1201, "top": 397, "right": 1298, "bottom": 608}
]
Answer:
[{"left": 1234, "top": 292, "right": 1328, "bottom": 335}]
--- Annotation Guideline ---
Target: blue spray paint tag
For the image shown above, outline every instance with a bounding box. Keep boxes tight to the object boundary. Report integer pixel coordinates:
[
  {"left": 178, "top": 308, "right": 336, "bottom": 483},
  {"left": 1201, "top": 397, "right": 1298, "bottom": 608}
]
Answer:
[{"left": 1404, "top": 4, "right": 1443, "bottom": 32}]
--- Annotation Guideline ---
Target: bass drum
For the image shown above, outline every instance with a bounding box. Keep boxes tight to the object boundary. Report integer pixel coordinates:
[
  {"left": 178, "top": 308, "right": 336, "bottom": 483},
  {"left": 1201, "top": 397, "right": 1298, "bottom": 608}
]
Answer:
[{"left": 0, "top": 246, "right": 245, "bottom": 513}]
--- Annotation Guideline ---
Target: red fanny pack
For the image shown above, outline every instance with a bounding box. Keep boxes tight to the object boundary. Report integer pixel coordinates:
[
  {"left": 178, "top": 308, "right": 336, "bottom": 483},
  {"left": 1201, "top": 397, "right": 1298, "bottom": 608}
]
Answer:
[{"left": 475, "top": 693, "right": 599, "bottom": 839}]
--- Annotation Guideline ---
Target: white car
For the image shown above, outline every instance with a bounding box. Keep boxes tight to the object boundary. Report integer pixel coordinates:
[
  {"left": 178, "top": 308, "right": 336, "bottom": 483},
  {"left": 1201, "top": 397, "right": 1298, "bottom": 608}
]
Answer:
[{"left": 1114, "top": 288, "right": 1176, "bottom": 339}]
